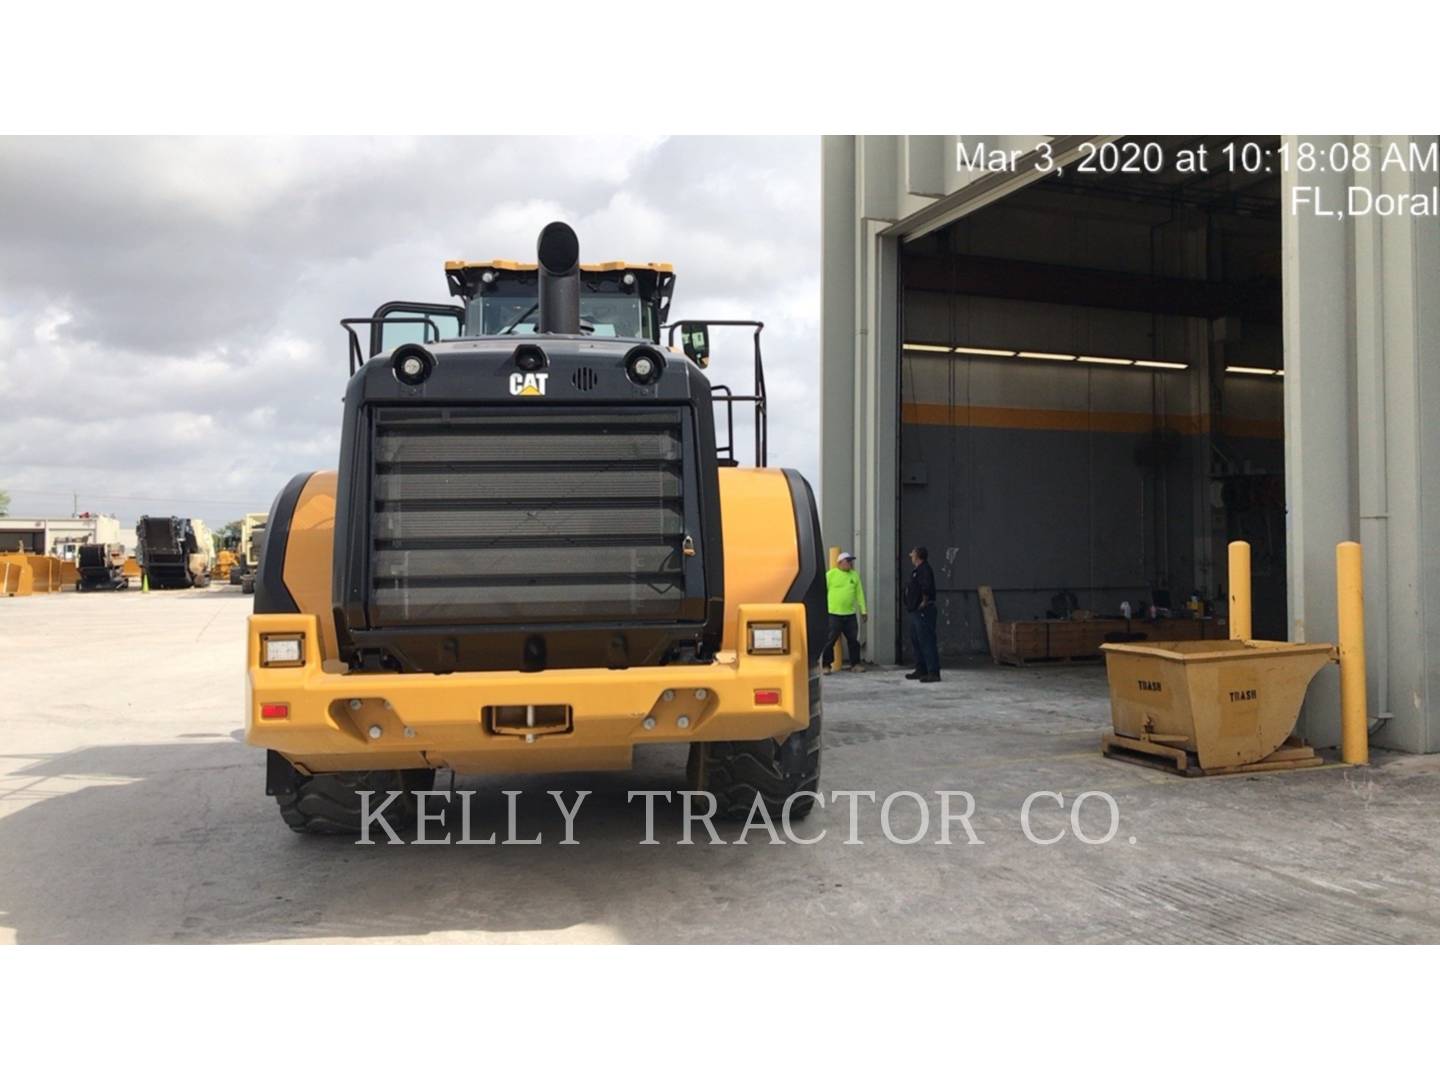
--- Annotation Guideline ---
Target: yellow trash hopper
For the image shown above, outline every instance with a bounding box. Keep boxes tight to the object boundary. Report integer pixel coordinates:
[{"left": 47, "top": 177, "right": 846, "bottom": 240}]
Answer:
[{"left": 1100, "top": 640, "right": 1336, "bottom": 776}]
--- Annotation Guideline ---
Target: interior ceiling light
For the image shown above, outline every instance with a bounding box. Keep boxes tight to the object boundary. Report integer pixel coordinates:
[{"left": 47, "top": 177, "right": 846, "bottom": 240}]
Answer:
[
  {"left": 907, "top": 344, "right": 1190, "bottom": 370},
  {"left": 1226, "top": 365, "right": 1278, "bottom": 376}
]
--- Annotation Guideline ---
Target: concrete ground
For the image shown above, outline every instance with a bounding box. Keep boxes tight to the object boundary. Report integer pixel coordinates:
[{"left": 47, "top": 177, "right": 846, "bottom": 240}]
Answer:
[{"left": 3, "top": 588, "right": 1439, "bottom": 944}]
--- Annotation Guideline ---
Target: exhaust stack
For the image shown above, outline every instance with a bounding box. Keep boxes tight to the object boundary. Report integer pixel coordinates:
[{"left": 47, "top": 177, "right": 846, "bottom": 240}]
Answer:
[{"left": 536, "top": 221, "right": 580, "bottom": 334}]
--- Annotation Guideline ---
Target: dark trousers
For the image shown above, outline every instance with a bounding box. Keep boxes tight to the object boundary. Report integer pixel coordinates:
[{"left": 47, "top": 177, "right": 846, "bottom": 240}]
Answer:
[
  {"left": 908, "top": 607, "right": 940, "bottom": 674},
  {"left": 824, "top": 613, "right": 862, "bottom": 666}
]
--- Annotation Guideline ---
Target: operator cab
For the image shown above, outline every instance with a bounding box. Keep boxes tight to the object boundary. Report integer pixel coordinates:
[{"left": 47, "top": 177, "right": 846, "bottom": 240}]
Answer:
[
  {"left": 448, "top": 261, "right": 675, "bottom": 341},
  {"left": 357, "top": 262, "right": 675, "bottom": 359},
  {"left": 340, "top": 246, "right": 768, "bottom": 470}
]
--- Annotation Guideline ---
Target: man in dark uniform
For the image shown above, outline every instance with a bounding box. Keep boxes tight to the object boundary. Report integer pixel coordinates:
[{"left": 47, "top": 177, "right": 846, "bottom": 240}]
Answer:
[{"left": 903, "top": 545, "right": 940, "bottom": 682}]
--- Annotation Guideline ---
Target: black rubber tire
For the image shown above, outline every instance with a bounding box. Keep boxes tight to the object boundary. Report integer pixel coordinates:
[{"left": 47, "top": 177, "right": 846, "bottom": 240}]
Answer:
[
  {"left": 276, "top": 768, "right": 436, "bottom": 836},
  {"left": 688, "top": 669, "right": 822, "bottom": 821}
]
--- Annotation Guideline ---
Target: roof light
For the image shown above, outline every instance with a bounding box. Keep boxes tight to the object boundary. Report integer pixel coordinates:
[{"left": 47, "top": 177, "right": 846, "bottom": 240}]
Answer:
[
  {"left": 902, "top": 343, "right": 954, "bottom": 353},
  {"left": 953, "top": 346, "right": 1017, "bottom": 357},
  {"left": 1077, "top": 355, "right": 1135, "bottom": 366},
  {"left": 1134, "top": 360, "right": 1188, "bottom": 370},
  {"left": 1017, "top": 351, "right": 1076, "bottom": 361},
  {"left": 1225, "top": 365, "right": 1278, "bottom": 376}
]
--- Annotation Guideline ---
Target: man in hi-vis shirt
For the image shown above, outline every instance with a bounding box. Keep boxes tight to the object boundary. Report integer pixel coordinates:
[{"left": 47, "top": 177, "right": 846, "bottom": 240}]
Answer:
[{"left": 823, "top": 552, "right": 867, "bottom": 673}]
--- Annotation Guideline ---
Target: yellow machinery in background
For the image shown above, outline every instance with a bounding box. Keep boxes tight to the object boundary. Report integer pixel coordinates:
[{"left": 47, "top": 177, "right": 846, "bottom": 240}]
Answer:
[
  {"left": 1101, "top": 539, "right": 1368, "bottom": 776},
  {"left": 230, "top": 512, "right": 268, "bottom": 593},
  {"left": 216, "top": 549, "right": 238, "bottom": 583},
  {"left": 246, "top": 223, "right": 827, "bottom": 835},
  {"left": 0, "top": 555, "right": 68, "bottom": 596}
]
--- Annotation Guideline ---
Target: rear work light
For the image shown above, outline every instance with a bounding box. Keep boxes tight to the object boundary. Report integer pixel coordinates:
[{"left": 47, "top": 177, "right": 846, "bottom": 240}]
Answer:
[
  {"left": 754, "top": 689, "right": 781, "bottom": 706},
  {"left": 747, "top": 623, "right": 789, "bottom": 655},
  {"left": 260, "top": 634, "right": 304, "bottom": 668},
  {"left": 260, "top": 703, "right": 289, "bottom": 720}
]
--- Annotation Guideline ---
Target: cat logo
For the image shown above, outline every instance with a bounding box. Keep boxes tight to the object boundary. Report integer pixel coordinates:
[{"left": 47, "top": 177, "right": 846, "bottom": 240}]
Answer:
[{"left": 509, "top": 372, "right": 549, "bottom": 397}]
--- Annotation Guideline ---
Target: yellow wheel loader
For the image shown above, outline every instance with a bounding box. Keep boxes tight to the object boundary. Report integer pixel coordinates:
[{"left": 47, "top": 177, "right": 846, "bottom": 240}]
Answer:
[
  {"left": 247, "top": 223, "right": 826, "bottom": 835},
  {"left": 229, "top": 512, "right": 268, "bottom": 594}
]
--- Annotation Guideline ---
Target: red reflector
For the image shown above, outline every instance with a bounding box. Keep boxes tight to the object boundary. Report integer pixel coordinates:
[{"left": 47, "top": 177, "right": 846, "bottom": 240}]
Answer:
[
  {"left": 754, "top": 689, "right": 781, "bottom": 706},
  {"left": 260, "top": 704, "right": 289, "bottom": 719}
]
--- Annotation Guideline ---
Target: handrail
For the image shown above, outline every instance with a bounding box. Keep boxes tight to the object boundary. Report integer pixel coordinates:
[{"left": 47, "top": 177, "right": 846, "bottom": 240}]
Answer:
[
  {"left": 340, "top": 316, "right": 443, "bottom": 376},
  {"left": 664, "top": 320, "right": 767, "bottom": 467}
]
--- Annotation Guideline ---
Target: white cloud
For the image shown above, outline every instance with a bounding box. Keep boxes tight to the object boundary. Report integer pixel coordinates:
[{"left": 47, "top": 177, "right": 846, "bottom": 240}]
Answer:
[{"left": 0, "top": 135, "right": 820, "bottom": 525}]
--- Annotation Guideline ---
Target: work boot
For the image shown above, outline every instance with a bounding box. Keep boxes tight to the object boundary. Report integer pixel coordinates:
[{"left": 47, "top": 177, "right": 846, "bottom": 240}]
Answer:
[
  {"left": 919, "top": 673, "right": 941, "bottom": 683},
  {"left": 905, "top": 670, "right": 924, "bottom": 680}
]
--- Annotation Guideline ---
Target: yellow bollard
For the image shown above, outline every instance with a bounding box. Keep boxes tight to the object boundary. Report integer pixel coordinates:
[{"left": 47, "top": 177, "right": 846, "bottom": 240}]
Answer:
[
  {"left": 142, "top": 573, "right": 149, "bottom": 593},
  {"left": 827, "top": 546, "right": 842, "bottom": 672},
  {"left": 1337, "top": 541, "right": 1369, "bottom": 765},
  {"left": 1228, "top": 540, "right": 1251, "bottom": 640}
]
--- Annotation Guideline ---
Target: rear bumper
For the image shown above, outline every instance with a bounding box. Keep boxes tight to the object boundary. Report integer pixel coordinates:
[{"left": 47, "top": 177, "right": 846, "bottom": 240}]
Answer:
[{"left": 247, "top": 603, "right": 810, "bottom": 775}]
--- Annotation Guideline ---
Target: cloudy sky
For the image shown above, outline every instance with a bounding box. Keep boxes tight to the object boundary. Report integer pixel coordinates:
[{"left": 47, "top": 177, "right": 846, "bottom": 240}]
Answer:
[{"left": 0, "top": 136, "right": 820, "bottom": 528}]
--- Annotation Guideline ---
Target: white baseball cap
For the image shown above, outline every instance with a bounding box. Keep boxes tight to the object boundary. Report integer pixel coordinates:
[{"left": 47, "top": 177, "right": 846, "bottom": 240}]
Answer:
[{"left": 838, "top": 552, "right": 855, "bottom": 562}]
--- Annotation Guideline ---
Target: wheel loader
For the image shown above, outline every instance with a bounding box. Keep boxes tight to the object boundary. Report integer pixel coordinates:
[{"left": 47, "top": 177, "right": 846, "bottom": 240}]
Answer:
[
  {"left": 136, "top": 516, "right": 213, "bottom": 589},
  {"left": 75, "top": 542, "right": 129, "bottom": 590},
  {"left": 247, "top": 222, "right": 826, "bottom": 835},
  {"left": 229, "top": 512, "right": 268, "bottom": 594}
]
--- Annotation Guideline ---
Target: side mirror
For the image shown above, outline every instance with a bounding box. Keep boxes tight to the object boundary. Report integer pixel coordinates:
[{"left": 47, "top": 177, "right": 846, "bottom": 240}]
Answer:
[{"left": 679, "top": 322, "right": 711, "bottom": 368}]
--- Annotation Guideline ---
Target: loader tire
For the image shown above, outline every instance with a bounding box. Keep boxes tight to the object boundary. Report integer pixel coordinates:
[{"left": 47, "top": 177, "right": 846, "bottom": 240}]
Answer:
[
  {"left": 276, "top": 768, "right": 436, "bottom": 836},
  {"left": 688, "top": 669, "right": 822, "bottom": 821}
]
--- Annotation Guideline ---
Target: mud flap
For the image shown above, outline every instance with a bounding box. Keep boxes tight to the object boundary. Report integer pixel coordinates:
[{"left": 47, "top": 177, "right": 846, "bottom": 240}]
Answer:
[
  {"left": 265, "top": 750, "right": 301, "bottom": 798},
  {"left": 778, "top": 729, "right": 810, "bottom": 779}
]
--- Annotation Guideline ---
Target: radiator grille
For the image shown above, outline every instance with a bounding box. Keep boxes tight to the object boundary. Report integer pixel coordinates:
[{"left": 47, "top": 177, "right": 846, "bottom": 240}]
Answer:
[{"left": 369, "top": 407, "right": 691, "bottom": 625}]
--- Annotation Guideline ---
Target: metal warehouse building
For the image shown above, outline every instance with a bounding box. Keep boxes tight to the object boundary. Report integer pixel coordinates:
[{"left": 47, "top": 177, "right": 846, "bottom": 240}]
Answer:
[{"left": 820, "top": 135, "right": 1439, "bottom": 753}]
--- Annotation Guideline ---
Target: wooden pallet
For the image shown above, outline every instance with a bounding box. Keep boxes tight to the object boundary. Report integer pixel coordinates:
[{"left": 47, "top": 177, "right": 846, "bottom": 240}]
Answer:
[
  {"left": 1002, "top": 653, "right": 1105, "bottom": 667},
  {"left": 1101, "top": 732, "right": 1325, "bottom": 777}
]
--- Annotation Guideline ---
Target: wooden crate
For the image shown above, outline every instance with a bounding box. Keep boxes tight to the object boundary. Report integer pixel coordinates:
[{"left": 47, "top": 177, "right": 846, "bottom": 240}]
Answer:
[{"left": 982, "top": 603, "right": 1224, "bottom": 666}]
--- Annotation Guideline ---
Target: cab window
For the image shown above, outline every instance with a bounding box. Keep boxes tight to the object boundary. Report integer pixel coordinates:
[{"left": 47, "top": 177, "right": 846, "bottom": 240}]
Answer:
[{"left": 370, "top": 304, "right": 463, "bottom": 355}]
